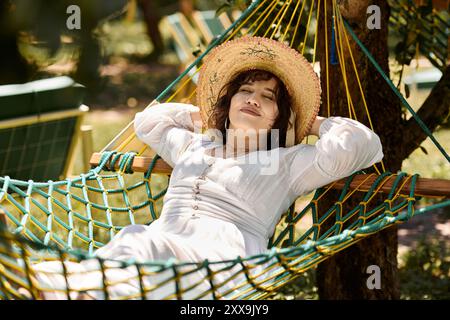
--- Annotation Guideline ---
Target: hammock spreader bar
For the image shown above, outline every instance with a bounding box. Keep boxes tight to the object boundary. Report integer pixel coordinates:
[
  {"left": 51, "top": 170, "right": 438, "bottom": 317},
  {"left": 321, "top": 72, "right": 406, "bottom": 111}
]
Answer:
[{"left": 89, "top": 152, "right": 450, "bottom": 198}]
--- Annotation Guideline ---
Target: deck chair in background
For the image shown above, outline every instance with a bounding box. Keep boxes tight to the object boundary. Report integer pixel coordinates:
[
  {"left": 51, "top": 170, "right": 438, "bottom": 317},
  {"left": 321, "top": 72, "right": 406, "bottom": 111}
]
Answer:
[
  {"left": 0, "top": 77, "right": 92, "bottom": 183},
  {"left": 190, "top": 10, "right": 233, "bottom": 44},
  {"left": 161, "top": 13, "right": 205, "bottom": 58},
  {"left": 159, "top": 12, "right": 208, "bottom": 102}
]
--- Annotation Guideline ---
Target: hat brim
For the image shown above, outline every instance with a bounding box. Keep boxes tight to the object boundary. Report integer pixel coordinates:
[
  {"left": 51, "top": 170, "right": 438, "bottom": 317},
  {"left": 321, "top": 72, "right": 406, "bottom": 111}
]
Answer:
[{"left": 196, "top": 36, "right": 321, "bottom": 144}]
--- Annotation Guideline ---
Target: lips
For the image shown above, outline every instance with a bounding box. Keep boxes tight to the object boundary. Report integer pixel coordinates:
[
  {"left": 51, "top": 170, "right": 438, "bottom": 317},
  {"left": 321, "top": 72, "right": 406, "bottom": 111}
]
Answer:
[{"left": 240, "top": 107, "right": 261, "bottom": 116}]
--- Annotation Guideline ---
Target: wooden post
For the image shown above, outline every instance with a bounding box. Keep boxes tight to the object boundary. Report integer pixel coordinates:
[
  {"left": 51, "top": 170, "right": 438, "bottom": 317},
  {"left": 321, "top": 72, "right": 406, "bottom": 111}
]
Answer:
[
  {"left": 81, "top": 125, "right": 94, "bottom": 173},
  {"left": 80, "top": 125, "right": 101, "bottom": 206}
]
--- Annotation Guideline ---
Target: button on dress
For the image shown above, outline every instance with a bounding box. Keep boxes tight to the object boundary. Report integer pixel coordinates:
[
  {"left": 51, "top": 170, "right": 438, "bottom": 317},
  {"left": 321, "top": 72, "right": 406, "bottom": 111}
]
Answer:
[{"left": 32, "top": 103, "right": 383, "bottom": 299}]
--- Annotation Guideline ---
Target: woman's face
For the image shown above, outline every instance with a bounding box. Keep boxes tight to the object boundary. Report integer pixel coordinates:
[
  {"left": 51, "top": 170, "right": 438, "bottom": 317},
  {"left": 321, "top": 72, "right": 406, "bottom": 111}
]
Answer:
[{"left": 228, "top": 78, "right": 279, "bottom": 133}]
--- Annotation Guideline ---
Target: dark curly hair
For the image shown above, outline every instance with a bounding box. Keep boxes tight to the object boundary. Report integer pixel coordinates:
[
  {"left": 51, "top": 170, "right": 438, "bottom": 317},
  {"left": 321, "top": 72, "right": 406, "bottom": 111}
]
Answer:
[{"left": 207, "top": 69, "right": 292, "bottom": 149}]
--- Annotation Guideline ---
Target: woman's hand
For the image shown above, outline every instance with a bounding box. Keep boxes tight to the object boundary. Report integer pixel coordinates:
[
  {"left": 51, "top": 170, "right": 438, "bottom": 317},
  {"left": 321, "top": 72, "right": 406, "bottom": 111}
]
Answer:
[
  {"left": 190, "top": 110, "right": 204, "bottom": 132},
  {"left": 308, "top": 116, "right": 327, "bottom": 137}
]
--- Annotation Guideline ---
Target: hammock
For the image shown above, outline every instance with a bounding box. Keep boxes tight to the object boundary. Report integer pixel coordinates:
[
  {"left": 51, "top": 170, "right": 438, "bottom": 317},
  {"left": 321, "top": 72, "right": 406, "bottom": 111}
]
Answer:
[{"left": 1, "top": 0, "right": 449, "bottom": 300}]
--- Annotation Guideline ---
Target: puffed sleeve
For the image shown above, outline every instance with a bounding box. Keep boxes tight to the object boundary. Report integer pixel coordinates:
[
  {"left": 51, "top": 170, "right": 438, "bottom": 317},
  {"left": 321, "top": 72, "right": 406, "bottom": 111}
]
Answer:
[
  {"left": 289, "top": 117, "right": 384, "bottom": 196},
  {"left": 133, "top": 102, "right": 200, "bottom": 167}
]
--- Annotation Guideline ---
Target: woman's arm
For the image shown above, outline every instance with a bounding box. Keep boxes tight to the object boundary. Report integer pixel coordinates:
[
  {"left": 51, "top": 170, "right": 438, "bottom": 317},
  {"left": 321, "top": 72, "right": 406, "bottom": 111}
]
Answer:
[
  {"left": 190, "top": 110, "right": 204, "bottom": 131},
  {"left": 308, "top": 115, "right": 327, "bottom": 137},
  {"left": 134, "top": 102, "right": 200, "bottom": 167},
  {"left": 289, "top": 116, "right": 384, "bottom": 196}
]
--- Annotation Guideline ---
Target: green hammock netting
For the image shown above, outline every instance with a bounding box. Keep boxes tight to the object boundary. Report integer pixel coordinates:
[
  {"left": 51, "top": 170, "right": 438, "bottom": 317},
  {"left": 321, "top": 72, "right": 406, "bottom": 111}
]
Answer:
[
  {"left": 1, "top": 0, "right": 449, "bottom": 300},
  {"left": 0, "top": 157, "right": 430, "bottom": 299}
]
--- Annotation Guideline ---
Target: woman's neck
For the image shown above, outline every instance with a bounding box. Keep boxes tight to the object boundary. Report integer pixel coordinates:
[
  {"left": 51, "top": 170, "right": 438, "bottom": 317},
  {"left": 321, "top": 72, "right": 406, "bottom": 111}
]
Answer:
[{"left": 224, "top": 129, "right": 267, "bottom": 157}]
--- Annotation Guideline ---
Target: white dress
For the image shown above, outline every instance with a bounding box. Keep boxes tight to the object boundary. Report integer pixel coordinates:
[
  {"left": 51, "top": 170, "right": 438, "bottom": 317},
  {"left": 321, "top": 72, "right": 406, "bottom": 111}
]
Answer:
[{"left": 32, "top": 103, "right": 383, "bottom": 299}]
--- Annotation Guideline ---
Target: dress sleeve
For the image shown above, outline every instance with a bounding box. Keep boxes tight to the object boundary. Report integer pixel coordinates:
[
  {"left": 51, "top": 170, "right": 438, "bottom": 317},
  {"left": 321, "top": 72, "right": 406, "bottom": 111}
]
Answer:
[
  {"left": 133, "top": 102, "right": 200, "bottom": 167},
  {"left": 289, "top": 117, "right": 384, "bottom": 196}
]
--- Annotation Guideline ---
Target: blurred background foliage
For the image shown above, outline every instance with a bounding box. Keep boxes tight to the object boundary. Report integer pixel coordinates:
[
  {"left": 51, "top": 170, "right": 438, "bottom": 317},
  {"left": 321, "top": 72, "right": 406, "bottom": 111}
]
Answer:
[{"left": 0, "top": 0, "right": 224, "bottom": 98}]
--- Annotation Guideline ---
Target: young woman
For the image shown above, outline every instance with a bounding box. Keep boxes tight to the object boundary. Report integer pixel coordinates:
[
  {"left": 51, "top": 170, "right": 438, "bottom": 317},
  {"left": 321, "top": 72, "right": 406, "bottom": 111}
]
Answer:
[{"left": 30, "top": 37, "right": 383, "bottom": 299}]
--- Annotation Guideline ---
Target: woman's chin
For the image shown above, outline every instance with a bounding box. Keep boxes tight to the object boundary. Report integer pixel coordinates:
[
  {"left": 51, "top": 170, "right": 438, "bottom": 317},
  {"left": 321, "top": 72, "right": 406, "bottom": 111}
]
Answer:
[
  {"left": 228, "top": 126, "right": 266, "bottom": 136},
  {"left": 230, "top": 119, "right": 262, "bottom": 132}
]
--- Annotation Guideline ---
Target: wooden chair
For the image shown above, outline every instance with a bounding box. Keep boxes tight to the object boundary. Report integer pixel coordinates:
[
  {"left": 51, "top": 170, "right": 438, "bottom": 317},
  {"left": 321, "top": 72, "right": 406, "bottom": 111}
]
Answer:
[
  {"left": 190, "top": 10, "right": 233, "bottom": 44},
  {"left": 159, "top": 12, "right": 205, "bottom": 100},
  {"left": 0, "top": 76, "right": 91, "bottom": 182},
  {"left": 160, "top": 12, "right": 205, "bottom": 64}
]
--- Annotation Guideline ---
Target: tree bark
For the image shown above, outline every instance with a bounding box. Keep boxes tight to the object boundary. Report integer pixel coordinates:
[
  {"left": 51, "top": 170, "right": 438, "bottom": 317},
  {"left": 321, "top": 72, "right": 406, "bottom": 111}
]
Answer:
[
  {"left": 137, "top": 0, "right": 165, "bottom": 59},
  {"left": 316, "top": 0, "right": 404, "bottom": 299},
  {"left": 0, "top": 35, "right": 31, "bottom": 85},
  {"left": 0, "top": 0, "right": 32, "bottom": 84}
]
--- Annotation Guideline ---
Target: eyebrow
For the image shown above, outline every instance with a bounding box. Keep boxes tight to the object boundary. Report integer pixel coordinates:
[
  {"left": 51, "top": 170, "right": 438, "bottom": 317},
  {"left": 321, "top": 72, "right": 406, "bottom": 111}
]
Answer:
[{"left": 241, "top": 83, "right": 277, "bottom": 95}]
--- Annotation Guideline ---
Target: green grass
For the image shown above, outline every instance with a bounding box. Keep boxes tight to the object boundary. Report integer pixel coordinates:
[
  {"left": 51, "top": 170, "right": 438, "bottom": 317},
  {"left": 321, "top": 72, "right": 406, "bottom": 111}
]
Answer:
[
  {"left": 399, "top": 237, "right": 450, "bottom": 300},
  {"left": 402, "top": 128, "right": 450, "bottom": 180}
]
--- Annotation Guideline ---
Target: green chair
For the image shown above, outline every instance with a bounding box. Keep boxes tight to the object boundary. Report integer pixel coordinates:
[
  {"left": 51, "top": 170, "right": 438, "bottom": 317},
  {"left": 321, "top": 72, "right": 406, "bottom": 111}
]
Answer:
[
  {"left": 159, "top": 10, "right": 234, "bottom": 95},
  {"left": 160, "top": 12, "right": 205, "bottom": 65},
  {"left": 159, "top": 12, "right": 205, "bottom": 97},
  {"left": 191, "top": 10, "right": 233, "bottom": 44},
  {"left": 0, "top": 77, "right": 90, "bottom": 182}
]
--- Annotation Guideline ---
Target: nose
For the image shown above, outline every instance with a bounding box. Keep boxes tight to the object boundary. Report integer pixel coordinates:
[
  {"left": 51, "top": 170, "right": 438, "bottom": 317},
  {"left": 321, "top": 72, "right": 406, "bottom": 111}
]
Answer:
[{"left": 246, "top": 94, "right": 260, "bottom": 107}]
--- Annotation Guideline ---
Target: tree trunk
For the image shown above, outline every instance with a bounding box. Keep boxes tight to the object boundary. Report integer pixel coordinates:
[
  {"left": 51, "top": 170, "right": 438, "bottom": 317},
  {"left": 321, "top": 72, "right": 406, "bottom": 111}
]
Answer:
[
  {"left": 73, "top": 7, "right": 104, "bottom": 97},
  {"left": 0, "top": 35, "right": 31, "bottom": 85},
  {"left": 0, "top": 0, "right": 32, "bottom": 84},
  {"left": 137, "top": 0, "right": 165, "bottom": 59},
  {"left": 316, "top": 0, "right": 404, "bottom": 299}
]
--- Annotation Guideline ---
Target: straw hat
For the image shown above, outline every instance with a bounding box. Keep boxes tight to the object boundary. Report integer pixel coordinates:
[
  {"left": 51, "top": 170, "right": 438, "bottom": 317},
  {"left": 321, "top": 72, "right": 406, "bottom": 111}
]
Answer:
[{"left": 196, "top": 36, "right": 321, "bottom": 146}]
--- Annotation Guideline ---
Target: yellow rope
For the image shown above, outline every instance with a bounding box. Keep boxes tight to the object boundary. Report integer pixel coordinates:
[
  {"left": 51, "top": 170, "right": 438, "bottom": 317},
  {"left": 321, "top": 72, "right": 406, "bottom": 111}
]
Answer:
[
  {"left": 335, "top": 5, "right": 386, "bottom": 172},
  {"left": 281, "top": 0, "right": 303, "bottom": 42},
  {"left": 290, "top": 0, "right": 308, "bottom": 48},
  {"left": 300, "top": 0, "right": 315, "bottom": 55},
  {"left": 340, "top": 173, "right": 378, "bottom": 203},
  {"left": 232, "top": 0, "right": 272, "bottom": 38},
  {"left": 254, "top": 0, "right": 279, "bottom": 35},
  {"left": 332, "top": 0, "right": 355, "bottom": 119},
  {"left": 270, "top": 0, "right": 292, "bottom": 39},
  {"left": 243, "top": 0, "right": 277, "bottom": 36},
  {"left": 264, "top": 1, "right": 289, "bottom": 38},
  {"left": 165, "top": 71, "right": 199, "bottom": 103},
  {"left": 337, "top": 12, "right": 373, "bottom": 128},
  {"left": 312, "top": 0, "right": 321, "bottom": 65}
]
